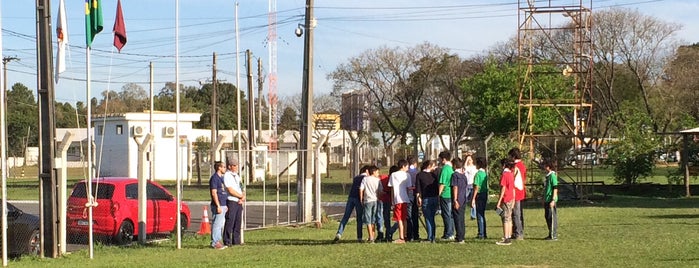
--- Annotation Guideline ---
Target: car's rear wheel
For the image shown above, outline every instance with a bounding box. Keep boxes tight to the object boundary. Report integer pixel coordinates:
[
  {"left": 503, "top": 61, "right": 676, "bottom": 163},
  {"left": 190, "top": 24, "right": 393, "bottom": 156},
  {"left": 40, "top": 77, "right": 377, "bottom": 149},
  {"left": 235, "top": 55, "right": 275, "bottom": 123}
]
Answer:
[
  {"left": 27, "top": 229, "right": 40, "bottom": 256},
  {"left": 114, "top": 220, "right": 134, "bottom": 245}
]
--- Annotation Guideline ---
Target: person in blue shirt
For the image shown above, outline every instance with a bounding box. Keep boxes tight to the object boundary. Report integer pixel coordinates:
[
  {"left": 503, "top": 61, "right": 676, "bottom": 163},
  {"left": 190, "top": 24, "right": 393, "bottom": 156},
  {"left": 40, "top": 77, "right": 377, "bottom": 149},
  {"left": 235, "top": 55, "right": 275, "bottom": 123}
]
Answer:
[
  {"left": 334, "top": 165, "right": 370, "bottom": 242},
  {"left": 208, "top": 161, "right": 228, "bottom": 249}
]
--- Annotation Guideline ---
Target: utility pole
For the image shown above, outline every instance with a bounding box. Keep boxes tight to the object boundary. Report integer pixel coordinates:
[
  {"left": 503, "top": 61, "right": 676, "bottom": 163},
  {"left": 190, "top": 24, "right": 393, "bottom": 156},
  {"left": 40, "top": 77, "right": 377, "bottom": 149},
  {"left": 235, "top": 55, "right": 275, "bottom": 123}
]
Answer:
[
  {"left": 246, "top": 50, "right": 255, "bottom": 183},
  {"left": 257, "top": 57, "right": 263, "bottom": 143},
  {"left": 36, "top": 0, "right": 58, "bottom": 258},
  {"left": 2, "top": 57, "right": 19, "bottom": 94},
  {"left": 297, "top": 0, "right": 314, "bottom": 223},
  {"left": 211, "top": 52, "right": 218, "bottom": 164}
]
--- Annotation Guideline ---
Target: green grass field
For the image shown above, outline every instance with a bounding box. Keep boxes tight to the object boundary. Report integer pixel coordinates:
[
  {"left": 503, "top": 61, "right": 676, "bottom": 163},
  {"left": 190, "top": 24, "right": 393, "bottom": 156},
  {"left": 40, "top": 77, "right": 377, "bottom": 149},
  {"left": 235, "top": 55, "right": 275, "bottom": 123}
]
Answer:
[
  {"left": 4, "top": 165, "right": 693, "bottom": 201},
  {"left": 8, "top": 195, "right": 699, "bottom": 267}
]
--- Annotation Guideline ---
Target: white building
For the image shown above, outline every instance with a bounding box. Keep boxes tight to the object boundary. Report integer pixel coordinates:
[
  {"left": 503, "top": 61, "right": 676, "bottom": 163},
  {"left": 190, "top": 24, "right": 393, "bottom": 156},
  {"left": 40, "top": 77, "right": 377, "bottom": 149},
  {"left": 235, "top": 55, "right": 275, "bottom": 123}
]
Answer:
[{"left": 93, "top": 112, "right": 201, "bottom": 180}]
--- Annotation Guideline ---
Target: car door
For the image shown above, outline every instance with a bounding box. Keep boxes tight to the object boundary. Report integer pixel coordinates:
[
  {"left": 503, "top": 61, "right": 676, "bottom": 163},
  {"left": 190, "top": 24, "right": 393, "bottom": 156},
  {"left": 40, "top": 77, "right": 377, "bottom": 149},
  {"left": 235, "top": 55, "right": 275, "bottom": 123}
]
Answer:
[
  {"left": 146, "top": 183, "right": 177, "bottom": 233},
  {"left": 125, "top": 183, "right": 157, "bottom": 235}
]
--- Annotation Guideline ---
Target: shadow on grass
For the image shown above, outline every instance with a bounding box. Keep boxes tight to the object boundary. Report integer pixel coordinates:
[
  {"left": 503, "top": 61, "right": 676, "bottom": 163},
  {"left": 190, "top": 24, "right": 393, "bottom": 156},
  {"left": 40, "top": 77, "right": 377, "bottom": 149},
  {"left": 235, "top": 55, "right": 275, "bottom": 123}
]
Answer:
[
  {"left": 647, "top": 214, "right": 699, "bottom": 219},
  {"left": 252, "top": 239, "right": 336, "bottom": 246}
]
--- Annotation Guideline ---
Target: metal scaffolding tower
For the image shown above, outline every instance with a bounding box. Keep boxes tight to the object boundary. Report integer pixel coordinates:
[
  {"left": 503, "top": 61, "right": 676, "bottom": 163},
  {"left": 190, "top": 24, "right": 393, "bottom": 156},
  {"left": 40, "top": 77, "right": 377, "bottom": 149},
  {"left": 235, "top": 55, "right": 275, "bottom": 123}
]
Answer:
[{"left": 517, "top": 0, "right": 595, "bottom": 198}]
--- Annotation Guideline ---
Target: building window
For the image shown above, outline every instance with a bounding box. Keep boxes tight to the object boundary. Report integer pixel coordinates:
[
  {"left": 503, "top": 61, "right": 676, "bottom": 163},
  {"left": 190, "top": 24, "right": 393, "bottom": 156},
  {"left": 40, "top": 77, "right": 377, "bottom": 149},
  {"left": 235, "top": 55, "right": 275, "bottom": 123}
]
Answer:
[
  {"left": 97, "top": 125, "right": 104, "bottom": 135},
  {"left": 116, "top": 125, "right": 124, "bottom": 135}
]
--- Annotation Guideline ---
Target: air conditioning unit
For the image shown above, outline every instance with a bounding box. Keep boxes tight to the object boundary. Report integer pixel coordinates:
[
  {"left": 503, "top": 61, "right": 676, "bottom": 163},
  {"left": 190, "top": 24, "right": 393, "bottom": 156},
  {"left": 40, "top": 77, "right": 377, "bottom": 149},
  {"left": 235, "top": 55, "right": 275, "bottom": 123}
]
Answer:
[
  {"left": 163, "top": 126, "right": 175, "bottom": 137},
  {"left": 133, "top": 126, "right": 145, "bottom": 137}
]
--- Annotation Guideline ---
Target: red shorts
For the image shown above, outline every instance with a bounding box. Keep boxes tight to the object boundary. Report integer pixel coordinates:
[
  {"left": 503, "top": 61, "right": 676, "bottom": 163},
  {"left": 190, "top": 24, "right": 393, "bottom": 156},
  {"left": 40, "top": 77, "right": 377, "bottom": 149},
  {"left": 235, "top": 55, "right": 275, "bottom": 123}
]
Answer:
[{"left": 393, "top": 203, "right": 408, "bottom": 221}]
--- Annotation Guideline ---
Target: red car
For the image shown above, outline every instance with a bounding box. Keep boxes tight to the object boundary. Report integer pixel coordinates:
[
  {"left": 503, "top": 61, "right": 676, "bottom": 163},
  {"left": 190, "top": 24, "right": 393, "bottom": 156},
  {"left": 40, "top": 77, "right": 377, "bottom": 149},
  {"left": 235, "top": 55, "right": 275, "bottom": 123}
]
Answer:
[{"left": 67, "top": 177, "right": 190, "bottom": 244}]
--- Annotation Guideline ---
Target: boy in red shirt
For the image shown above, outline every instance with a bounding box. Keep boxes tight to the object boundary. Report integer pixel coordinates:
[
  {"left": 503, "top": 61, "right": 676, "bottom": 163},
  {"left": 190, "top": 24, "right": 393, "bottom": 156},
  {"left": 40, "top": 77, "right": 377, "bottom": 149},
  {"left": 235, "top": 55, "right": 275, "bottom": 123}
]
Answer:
[
  {"left": 496, "top": 158, "right": 516, "bottom": 246},
  {"left": 509, "top": 148, "right": 527, "bottom": 240}
]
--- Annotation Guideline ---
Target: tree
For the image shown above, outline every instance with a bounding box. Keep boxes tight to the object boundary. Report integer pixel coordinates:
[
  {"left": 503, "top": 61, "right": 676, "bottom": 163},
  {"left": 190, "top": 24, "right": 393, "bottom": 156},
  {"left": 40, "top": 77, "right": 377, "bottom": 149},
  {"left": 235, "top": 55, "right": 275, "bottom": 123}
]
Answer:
[
  {"left": 118, "top": 83, "right": 149, "bottom": 112},
  {"left": 663, "top": 44, "right": 699, "bottom": 127},
  {"left": 606, "top": 101, "right": 660, "bottom": 184},
  {"left": 591, "top": 8, "right": 682, "bottom": 136},
  {"left": 153, "top": 82, "right": 199, "bottom": 114},
  {"left": 6, "top": 83, "right": 38, "bottom": 156},
  {"left": 54, "top": 101, "right": 79, "bottom": 128},
  {"left": 461, "top": 61, "right": 572, "bottom": 136},
  {"left": 416, "top": 54, "right": 483, "bottom": 155},
  {"left": 330, "top": 43, "right": 449, "bottom": 157},
  {"left": 277, "top": 106, "right": 298, "bottom": 134}
]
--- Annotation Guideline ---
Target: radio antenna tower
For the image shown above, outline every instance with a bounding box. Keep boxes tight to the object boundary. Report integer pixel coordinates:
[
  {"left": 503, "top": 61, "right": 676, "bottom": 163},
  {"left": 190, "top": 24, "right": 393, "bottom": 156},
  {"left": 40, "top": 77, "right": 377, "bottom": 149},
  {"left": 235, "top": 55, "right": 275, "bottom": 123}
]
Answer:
[{"left": 268, "top": 0, "right": 278, "bottom": 149}]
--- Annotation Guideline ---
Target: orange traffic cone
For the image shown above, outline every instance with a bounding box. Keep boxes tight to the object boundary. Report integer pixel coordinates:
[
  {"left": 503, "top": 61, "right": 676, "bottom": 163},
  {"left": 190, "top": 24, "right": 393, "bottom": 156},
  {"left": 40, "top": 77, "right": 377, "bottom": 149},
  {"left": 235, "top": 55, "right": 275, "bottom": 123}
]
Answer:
[{"left": 197, "top": 206, "right": 211, "bottom": 235}]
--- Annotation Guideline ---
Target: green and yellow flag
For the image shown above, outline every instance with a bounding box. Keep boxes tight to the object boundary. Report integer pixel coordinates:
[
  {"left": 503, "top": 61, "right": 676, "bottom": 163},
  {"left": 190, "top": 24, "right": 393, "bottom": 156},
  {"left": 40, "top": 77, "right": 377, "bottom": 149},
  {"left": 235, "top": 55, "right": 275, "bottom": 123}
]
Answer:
[{"left": 85, "top": 0, "right": 103, "bottom": 47}]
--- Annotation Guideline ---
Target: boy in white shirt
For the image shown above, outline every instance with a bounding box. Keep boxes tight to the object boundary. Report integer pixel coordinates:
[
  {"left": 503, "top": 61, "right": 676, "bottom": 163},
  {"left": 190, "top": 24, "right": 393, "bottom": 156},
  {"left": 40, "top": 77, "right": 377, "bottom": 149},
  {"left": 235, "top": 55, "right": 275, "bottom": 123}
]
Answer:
[
  {"left": 388, "top": 159, "right": 413, "bottom": 243},
  {"left": 359, "top": 166, "right": 383, "bottom": 243}
]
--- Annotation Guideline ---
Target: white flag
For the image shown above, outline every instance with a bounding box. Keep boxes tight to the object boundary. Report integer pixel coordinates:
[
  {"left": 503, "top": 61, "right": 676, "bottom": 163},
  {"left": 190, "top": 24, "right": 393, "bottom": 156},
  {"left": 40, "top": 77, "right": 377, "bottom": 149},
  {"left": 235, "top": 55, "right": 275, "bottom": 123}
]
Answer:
[{"left": 55, "top": 0, "right": 68, "bottom": 83}]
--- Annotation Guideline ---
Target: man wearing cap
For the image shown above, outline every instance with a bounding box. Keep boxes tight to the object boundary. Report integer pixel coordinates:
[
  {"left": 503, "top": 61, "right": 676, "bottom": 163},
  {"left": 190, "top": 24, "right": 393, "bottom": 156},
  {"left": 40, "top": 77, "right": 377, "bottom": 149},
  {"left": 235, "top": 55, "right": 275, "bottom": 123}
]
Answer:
[{"left": 223, "top": 158, "right": 245, "bottom": 246}]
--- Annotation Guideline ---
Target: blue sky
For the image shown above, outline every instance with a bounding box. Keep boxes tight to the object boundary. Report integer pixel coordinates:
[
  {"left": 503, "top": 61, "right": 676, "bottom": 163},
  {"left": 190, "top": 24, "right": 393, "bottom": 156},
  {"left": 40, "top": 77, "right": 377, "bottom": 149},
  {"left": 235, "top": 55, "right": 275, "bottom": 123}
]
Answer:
[{"left": 2, "top": 0, "right": 698, "bottom": 106}]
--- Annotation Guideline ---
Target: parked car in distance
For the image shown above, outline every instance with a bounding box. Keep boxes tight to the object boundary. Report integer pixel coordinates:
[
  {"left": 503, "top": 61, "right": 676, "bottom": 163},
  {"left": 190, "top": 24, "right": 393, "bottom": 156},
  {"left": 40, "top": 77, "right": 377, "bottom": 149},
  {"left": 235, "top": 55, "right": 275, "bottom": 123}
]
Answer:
[
  {"left": 567, "top": 147, "right": 598, "bottom": 166},
  {"left": 4, "top": 203, "right": 40, "bottom": 257},
  {"left": 67, "top": 177, "right": 190, "bottom": 245}
]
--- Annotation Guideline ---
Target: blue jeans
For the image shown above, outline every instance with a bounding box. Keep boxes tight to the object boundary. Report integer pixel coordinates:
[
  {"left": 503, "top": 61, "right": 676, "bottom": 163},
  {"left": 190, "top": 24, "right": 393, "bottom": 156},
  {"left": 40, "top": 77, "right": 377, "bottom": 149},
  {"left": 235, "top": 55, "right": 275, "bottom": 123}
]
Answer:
[
  {"left": 210, "top": 205, "right": 228, "bottom": 247},
  {"left": 380, "top": 201, "right": 396, "bottom": 240},
  {"left": 408, "top": 198, "right": 420, "bottom": 240},
  {"left": 375, "top": 201, "right": 384, "bottom": 239},
  {"left": 544, "top": 203, "right": 558, "bottom": 239},
  {"left": 336, "top": 197, "right": 363, "bottom": 240},
  {"left": 421, "top": 197, "right": 438, "bottom": 242},
  {"left": 439, "top": 197, "right": 454, "bottom": 238},
  {"left": 513, "top": 200, "right": 524, "bottom": 238},
  {"left": 475, "top": 193, "right": 488, "bottom": 238}
]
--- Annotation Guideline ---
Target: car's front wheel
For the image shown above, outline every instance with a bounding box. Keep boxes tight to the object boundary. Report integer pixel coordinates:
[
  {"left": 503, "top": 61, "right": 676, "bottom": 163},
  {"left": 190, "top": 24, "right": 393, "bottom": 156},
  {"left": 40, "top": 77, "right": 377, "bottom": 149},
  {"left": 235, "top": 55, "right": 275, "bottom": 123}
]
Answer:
[
  {"left": 113, "top": 220, "right": 134, "bottom": 245},
  {"left": 27, "top": 229, "right": 40, "bottom": 256}
]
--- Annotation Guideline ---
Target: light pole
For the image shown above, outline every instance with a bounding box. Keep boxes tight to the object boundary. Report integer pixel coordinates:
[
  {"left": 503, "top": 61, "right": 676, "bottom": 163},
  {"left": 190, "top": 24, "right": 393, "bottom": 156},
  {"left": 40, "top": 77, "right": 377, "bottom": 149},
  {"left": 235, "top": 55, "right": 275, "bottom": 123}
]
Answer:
[
  {"left": 2, "top": 56, "right": 19, "bottom": 178},
  {"left": 296, "top": 0, "right": 314, "bottom": 223}
]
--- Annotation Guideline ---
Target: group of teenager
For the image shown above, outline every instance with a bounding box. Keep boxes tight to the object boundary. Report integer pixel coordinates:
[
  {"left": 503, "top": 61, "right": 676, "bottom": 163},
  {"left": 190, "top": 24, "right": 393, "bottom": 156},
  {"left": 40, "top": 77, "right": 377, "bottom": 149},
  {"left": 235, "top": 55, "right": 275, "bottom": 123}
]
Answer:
[
  {"left": 208, "top": 158, "right": 246, "bottom": 249},
  {"left": 334, "top": 147, "right": 559, "bottom": 245}
]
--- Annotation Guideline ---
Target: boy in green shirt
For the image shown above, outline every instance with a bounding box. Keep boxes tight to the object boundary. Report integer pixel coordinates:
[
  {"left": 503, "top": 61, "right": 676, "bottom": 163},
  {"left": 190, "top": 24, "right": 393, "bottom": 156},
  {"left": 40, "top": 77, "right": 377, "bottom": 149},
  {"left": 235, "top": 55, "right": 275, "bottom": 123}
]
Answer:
[
  {"left": 437, "top": 151, "right": 455, "bottom": 240},
  {"left": 470, "top": 157, "right": 488, "bottom": 239},
  {"left": 543, "top": 159, "right": 558, "bottom": 241}
]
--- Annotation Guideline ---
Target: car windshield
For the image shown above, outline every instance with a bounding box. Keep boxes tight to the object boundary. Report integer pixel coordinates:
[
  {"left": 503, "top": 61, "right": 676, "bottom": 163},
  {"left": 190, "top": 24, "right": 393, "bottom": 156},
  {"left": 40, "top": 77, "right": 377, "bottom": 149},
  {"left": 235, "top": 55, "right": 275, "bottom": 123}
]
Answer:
[{"left": 70, "top": 183, "right": 115, "bottom": 199}]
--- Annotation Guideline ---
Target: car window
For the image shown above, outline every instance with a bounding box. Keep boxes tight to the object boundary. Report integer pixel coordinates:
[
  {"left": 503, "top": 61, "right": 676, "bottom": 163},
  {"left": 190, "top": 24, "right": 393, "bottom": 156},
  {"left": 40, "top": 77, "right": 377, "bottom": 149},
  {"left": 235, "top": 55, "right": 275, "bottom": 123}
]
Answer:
[
  {"left": 146, "top": 183, "right": 171, "bottom": 200},
  {"left": 125, "top": 183, "right": 138, "bottom": 199},
  {"left": 70, "top": 183, "right": 115, "bottom": 199}
]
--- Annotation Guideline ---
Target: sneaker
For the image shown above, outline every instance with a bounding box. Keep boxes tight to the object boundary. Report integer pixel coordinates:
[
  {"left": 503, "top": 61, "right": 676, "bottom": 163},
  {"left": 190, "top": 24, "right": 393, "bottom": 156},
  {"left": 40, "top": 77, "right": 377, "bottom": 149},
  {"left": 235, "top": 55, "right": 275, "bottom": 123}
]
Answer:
[
  {"left": 213, "top": 241, "right": 225, "bottom": 249},
  {"left": 333, "top": 234, "right": 341, "bottom": 242},
  {"left": 544, "top": 237, "right": 558, "bottom": 241},
  {"left": 444, "top": 235, "right": 455, "bottom": 241},
  {"left": 392, "top": 239, "right": 406, "bottom": 244},
  {"left": 456, "top": 240, "right": 465, "bottom": 244},
  {"left": 495, "top": 238, "right": 512, "bottom": 245},
  {"left": 516, "top": 236, "right": 524, "bottom": 241},
  {"left": 219, "top": 245, "right": 228, "bottom": 250}
]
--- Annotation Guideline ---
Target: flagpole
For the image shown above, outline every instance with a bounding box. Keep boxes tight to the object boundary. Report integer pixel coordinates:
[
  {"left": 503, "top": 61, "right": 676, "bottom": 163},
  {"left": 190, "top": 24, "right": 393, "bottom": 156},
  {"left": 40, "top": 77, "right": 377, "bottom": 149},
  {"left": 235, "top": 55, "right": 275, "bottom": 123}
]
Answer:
[
  {"left": 175, "top": 0, "right": 182, "bottom": 250},
  {"left": 86, "top": 45, "right": 94, "bottom": 260},
  {"left": 235, "top": 1, "right": 245, "bottom": 244}
]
